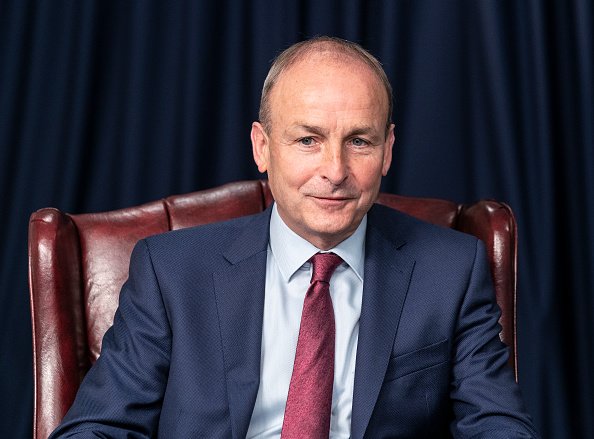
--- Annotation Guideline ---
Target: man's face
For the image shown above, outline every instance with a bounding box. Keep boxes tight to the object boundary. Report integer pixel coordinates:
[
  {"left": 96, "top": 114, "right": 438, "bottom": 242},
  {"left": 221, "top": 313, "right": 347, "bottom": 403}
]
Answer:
[{"left": 251, "top": 54, "right": 394, "bottom": 250}]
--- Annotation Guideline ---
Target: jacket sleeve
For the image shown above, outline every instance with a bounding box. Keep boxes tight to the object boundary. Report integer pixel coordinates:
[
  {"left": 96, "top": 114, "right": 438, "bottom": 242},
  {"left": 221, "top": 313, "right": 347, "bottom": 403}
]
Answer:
[
  {"left": 449, "top": 239, "right": 539, "bottom": 438},
  {"left": 49, "top": 239, "right": 171, "bottom": 438}
]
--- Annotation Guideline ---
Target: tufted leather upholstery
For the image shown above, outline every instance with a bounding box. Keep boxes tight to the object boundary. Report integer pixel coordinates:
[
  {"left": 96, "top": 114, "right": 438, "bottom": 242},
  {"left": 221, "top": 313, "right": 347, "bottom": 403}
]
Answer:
[{"left": 28, "top": 180, "right": 518, "bottom": 439}]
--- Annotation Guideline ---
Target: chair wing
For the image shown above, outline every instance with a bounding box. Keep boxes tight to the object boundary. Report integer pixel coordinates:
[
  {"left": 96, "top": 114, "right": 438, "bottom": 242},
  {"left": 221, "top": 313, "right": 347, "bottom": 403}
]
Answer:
[{"left": 28, "top": 180, "right": 517, "bottom": 439}]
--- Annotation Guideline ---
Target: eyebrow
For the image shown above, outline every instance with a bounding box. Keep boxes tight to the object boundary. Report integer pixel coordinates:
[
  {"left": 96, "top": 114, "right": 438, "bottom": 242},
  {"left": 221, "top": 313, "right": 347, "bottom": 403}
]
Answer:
[
  {"left": 288, "top": 123, "right": 382, "bottom": 142},
  {"left": 289, "top": 124, "right": 329, "bottom": 136}
]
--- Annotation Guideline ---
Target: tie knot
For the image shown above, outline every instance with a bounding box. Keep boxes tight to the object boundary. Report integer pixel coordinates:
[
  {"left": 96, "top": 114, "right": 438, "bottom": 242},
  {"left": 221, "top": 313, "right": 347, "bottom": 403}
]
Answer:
[{"left": 310, "top": 252, "right": 343, "bottom": 283}]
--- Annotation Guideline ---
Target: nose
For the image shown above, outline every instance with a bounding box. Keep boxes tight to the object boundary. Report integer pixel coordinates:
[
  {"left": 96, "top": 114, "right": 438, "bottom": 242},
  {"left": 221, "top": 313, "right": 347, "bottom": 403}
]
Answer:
[{"left": 320, "top": 143, "right": 348, "bottom": 185}]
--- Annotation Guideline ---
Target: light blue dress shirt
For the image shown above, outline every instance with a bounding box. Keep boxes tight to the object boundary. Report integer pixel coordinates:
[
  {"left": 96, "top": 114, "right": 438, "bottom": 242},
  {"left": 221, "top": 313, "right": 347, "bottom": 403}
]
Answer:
[{"left": 246, "top": 204, "right": 366, "bottom": 438}]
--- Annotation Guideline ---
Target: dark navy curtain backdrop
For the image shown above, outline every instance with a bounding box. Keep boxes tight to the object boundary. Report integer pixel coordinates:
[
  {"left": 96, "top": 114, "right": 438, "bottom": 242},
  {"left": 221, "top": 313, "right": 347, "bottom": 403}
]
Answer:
[{"left": 1, "top": 1, "right": 592, "bottom": 437}]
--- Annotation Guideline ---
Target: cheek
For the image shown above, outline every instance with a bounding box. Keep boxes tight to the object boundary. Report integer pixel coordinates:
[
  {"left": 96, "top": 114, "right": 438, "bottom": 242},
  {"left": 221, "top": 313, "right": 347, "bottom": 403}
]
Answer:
[
  {"left": 267, "top": 163, "right": 310, "bottom": 206},
  {"left": 354, "top": 161, "right": 385, "bottom": 190},
  {"left": 275, "top": 155, "right": 315, "bottom": 187}
]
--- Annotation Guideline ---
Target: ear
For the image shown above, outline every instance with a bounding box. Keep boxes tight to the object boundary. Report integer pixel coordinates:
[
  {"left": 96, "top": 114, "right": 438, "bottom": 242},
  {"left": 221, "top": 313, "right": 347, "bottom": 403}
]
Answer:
[
  {"left": 382, "top": 123, "right": 395, "bottom": 176},
  {"left": 251, "top": 122, "right": 270, "bottom": 173}
]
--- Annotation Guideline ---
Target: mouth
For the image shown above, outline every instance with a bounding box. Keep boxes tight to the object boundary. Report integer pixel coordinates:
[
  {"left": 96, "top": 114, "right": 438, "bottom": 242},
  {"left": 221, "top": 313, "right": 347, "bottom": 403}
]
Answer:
[{"left": 308, "top": 195, "right": 356, "bottom": 207}]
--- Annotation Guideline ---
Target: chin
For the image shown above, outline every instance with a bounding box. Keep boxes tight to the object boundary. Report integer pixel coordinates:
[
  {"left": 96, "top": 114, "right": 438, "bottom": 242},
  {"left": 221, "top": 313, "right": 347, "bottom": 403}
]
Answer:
[{"left": 306, "top": 219, "right": 356, "bottom": 241}]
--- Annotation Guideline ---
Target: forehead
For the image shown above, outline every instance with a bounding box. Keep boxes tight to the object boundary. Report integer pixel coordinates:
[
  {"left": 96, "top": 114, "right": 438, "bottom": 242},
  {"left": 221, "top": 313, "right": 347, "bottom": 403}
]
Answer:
[{"left": 268, "top": 53, "right": 389, "bottom": 128}]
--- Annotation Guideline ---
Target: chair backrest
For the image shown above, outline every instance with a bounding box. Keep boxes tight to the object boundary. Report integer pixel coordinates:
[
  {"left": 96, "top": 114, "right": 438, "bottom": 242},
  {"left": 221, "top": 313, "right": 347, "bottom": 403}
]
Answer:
[{"left": 28, "top": 179, "right": 517, "bottom": 439}]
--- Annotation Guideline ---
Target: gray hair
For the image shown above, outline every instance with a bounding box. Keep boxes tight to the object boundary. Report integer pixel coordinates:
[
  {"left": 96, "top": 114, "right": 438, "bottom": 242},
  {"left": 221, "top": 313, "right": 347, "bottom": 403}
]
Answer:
[{"left": 258, "top": 36, "right": 393, "bottom": 134}]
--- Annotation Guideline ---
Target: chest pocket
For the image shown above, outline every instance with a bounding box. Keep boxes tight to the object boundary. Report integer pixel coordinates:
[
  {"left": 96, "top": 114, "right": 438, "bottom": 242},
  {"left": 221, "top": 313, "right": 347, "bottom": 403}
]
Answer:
[{"left": 384, "top": 338, "right": 449, "bottom": 382}]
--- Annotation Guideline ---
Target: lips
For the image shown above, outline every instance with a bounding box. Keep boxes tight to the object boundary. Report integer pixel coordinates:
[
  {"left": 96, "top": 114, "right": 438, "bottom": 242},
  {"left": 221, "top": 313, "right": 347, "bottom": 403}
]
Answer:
[
  {"left": 313, "top": 196, "right": 352, "bottom": 200},
  {"left": 307, "top": 195, "right": 356, "bottom": 208},
  {"left": 304, "top": 190, "right": 357, "bottom": 199}
]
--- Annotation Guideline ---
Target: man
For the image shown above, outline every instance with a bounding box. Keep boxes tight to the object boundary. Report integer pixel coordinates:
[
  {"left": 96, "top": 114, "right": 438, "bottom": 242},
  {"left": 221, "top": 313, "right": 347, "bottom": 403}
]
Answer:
[{"left": 51, "top": 37, "right": 538, "bottom": 438}]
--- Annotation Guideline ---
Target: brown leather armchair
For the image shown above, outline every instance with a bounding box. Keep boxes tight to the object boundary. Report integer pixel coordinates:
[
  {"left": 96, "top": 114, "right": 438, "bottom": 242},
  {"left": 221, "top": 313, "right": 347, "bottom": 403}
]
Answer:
[{"left": 28, "top": 180, "right": 518, "bottom": 439}]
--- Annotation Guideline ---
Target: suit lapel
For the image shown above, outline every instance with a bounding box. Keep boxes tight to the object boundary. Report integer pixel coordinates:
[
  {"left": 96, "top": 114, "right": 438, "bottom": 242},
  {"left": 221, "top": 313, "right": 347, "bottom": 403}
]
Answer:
[
  {"left": 212, "top": 208, "right": 271, "bottom": 439},
  {"left": 351, "top": 206, "right": 416, "bottom": 439}
]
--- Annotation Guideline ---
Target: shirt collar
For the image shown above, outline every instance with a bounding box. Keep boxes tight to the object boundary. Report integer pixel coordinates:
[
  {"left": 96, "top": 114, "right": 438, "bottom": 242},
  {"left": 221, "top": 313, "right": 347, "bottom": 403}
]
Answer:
[{"left": 269, "top": 203, "right": 366, "bottom": 283}]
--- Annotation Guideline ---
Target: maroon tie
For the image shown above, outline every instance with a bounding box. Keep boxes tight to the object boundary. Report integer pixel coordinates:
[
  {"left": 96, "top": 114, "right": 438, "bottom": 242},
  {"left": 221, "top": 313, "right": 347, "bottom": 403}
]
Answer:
[{"left": 281, "top": 252, "right": 343, "bottom": 439}]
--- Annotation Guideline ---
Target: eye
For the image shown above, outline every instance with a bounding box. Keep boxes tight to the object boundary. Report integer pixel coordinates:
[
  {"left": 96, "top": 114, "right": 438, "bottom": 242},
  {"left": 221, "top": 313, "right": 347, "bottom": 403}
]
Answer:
[
  {"left": 299, "top": 137, "right": 315, "bottom": 146},
  {"left": 351, "top": 137, "right": 369, "bottom": 147}
]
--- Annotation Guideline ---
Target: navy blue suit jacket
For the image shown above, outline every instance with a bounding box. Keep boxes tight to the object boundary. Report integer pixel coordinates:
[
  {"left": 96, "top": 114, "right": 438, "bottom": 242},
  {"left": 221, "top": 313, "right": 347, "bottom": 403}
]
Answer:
[{"left": 51, "top": 204, "right": 538, "bottom": 438}]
